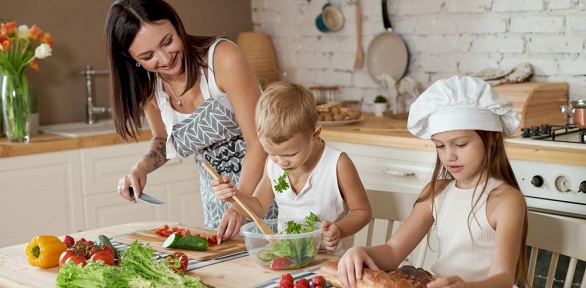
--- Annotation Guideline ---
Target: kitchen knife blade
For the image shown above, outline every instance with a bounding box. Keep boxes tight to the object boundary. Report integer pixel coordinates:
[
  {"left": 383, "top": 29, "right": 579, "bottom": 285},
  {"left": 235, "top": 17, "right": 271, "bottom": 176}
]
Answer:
[{"left": 129, "top": 187, "right": 165, "bottom": 205}]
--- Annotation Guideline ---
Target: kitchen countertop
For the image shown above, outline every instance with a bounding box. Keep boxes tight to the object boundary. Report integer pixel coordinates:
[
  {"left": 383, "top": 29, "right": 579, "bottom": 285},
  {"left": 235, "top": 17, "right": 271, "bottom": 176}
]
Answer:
[
  {"left": 1, "top": 113, "right": 584, "bottom": 166},
  {"left": 0, "top": 221, "right": 338, "bottom": 288}
]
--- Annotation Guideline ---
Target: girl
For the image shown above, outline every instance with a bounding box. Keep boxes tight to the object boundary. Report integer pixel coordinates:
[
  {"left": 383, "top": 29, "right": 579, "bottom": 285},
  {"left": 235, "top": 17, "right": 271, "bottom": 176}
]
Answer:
[{"left": 337, "top": 76, "right": 528, "bottom": 288}]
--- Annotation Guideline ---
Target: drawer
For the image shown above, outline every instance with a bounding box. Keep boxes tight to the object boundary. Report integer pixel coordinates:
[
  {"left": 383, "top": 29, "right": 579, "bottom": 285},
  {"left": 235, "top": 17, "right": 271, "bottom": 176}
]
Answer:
[{"left": 327, "top": 141, "right": 436, "bottom": 194}]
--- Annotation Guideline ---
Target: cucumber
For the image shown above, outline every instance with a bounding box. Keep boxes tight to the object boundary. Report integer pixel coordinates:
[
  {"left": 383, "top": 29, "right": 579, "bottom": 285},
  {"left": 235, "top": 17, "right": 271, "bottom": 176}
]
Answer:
[
  {"left": 95, "top": 235, "right": 120, "bottom": 263},
  {"left": 257, "top": 249, "right": 276, "bottom": 262},
  {"left": 163, "top": 233, "right": 208, "bottom": 251}
]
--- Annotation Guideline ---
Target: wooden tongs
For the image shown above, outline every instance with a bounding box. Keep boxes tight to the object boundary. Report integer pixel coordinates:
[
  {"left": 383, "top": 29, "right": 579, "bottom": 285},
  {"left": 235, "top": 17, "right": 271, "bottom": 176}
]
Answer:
[{"left": 202, "top": 162, "right": 276, "bottom": 237}]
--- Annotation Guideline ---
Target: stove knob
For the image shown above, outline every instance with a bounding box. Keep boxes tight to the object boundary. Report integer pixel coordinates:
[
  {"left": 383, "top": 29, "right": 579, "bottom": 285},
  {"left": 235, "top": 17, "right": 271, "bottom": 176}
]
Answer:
[
  {"left": 531, "top": 175, "right": 544, "bottom": 187},
  {"left": 579, "top": 181, "right": 586, "bottom": 193}
]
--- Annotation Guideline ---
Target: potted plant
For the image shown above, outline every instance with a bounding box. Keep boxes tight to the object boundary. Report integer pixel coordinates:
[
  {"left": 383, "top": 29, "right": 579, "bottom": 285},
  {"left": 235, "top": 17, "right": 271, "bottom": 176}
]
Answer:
[{"left": 373, "top": 95, "right": 387, "bottom": 117}]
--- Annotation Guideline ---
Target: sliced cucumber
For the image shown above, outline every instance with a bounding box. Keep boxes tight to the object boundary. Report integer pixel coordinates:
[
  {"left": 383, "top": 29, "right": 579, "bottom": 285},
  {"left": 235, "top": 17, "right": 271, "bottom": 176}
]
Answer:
[
  {"left": 257, "top": 249, "right": 276, "bottom": 261},
  {"left": 163, "top": 233, "right": 208, "bottom": 251}
]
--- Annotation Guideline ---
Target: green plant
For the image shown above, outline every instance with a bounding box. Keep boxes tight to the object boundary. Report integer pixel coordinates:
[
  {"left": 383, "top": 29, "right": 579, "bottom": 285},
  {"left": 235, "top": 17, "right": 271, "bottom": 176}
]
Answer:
[{"left": 374, "top": 95, "right": 387, "bottom": 103}]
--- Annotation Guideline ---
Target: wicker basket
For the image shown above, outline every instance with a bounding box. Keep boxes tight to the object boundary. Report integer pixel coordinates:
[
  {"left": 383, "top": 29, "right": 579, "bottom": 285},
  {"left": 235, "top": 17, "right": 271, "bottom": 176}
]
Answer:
[{"left": 236, "top": 31, "right": 280, "bottom": 89}]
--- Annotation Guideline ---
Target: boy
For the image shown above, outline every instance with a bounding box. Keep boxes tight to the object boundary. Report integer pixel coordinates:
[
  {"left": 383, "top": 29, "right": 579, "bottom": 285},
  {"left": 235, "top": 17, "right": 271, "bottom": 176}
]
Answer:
[{"left": 211, "top": 81, "right": 372, "bottom": 255}]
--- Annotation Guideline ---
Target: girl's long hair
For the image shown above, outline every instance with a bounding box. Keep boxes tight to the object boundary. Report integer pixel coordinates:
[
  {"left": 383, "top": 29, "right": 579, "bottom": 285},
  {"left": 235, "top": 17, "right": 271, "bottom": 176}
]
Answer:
[
  {"left": 105, "top": 0, "right": 219, "bottom": 141},
  {"left": 415, "top": 130, "right": 528, "bottom": 286}
]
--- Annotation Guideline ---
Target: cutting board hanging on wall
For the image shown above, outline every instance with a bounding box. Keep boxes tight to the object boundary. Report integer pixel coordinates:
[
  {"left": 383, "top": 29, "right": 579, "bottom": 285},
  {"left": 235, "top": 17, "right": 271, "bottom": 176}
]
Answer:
[{"left": 114, "top": 224, "right": 247, "bottom": 261}]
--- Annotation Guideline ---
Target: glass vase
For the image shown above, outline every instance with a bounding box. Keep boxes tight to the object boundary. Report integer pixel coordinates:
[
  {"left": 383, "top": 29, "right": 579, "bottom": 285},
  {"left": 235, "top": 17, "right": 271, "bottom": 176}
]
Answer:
[{"left": 1, "top": 73, "right": 31, "bottom": 143}]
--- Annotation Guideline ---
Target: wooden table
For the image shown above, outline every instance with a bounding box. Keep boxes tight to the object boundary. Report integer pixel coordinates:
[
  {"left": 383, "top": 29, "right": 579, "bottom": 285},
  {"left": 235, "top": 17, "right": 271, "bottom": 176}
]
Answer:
[{"left": 0, "top": 222, "right": 338, "bottom": 288}]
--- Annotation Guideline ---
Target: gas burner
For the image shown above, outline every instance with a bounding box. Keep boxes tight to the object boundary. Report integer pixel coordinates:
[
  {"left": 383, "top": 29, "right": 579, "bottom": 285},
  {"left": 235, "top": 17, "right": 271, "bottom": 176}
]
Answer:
[{"left": 521, "top": 124, "right": 586, "bottom": 144}]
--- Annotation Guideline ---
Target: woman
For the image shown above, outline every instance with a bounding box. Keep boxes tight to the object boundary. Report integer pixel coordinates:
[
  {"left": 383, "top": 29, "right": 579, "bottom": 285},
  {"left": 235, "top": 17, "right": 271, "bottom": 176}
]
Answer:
[{"left": 104, "top": 0, "right": 278, "bottom": 240}]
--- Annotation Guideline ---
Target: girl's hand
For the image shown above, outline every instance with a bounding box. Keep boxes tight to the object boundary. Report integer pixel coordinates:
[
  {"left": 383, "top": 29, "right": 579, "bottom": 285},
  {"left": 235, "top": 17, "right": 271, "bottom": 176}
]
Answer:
[
  {"left": 337, "top": 247, "right": 379, "bottom": 288},
  {"left": 210, "top": 176, "right": 237, "bottom": 202},
  {"left": 117, "top": 167, "right": 147, "bottom": 202},
  {"left": 426, "top": 275, "right": 467, "bottom": 288},
  {"left": 321, "top": 221, "right": 341, "bottom": 251}
]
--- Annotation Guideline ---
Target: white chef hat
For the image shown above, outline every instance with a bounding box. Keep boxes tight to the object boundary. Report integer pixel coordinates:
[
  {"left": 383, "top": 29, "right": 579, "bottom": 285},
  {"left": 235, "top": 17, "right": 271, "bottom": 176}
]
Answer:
[{"left": 407, "top": 76, "right": 520, "bottom": 139}]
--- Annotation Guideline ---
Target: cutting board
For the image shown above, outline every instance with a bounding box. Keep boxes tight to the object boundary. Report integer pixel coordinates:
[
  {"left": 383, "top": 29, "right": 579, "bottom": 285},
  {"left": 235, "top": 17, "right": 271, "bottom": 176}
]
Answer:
[{"left": 113, "top": 224, "right": 247, "bottom": 261}]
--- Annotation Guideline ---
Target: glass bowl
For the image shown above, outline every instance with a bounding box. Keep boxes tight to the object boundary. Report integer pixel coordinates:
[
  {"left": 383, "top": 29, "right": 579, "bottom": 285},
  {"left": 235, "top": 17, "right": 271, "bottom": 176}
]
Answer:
[{"left": 241, "top": 219, "right": 322, "bottom": 270}]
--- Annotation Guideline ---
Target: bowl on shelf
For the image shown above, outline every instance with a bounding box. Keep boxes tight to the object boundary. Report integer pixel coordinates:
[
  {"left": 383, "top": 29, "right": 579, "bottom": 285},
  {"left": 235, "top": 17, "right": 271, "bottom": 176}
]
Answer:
[{"left": 241, "top": 219, "right": 322, "bottom": 270}]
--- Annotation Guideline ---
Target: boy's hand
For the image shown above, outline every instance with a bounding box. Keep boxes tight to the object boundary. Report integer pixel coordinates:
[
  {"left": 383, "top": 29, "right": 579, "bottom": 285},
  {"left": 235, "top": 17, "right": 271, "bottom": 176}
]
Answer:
[
  {"left": 210, "top": 176, "right": 237, "bottom": 202},
  {"left": 321, "top": 221, "right": 341, "bottom": 251}
]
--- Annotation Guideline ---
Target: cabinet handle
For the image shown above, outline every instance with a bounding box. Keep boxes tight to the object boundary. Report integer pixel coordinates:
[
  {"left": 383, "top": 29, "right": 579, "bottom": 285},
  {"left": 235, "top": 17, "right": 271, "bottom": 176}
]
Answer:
[
  {"left": 383, "top": 169, "right": 415, "bottom": 177},
  {"left": 166, "top": 158, "right": 182, "bottom": 166}
]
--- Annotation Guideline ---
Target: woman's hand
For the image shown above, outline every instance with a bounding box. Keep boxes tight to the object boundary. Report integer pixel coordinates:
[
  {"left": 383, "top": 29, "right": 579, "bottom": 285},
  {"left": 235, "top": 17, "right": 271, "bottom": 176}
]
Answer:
[
  {"left": 210, "top": 176, "right": 238, "bottom": 202},
  {"left": 321, "top": 221, "right": 341, "bottom": 252},
  {"left": 426, "top": 275, "right": 468, "bottom": 288},
  {"left": 117, "top": 167, "right": 148, "bottom": 202},
  {"left": 217, "top": 206, "right": 246, "bottom": 241},
  {"left": 337, "top": 246, "right": 380, "bottom": 288}
]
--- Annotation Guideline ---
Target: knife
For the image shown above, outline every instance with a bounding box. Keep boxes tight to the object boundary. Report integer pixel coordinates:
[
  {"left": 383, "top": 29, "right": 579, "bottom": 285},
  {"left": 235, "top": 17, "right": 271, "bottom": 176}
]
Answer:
[{"left": 129, "top": 187, "right": 165, "bottom": 205}]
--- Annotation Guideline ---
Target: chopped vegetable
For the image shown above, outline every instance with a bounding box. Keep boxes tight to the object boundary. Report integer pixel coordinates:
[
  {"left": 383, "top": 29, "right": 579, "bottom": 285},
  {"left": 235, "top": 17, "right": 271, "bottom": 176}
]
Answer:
[
  {"left": 25, "top": 235, "right": 67, "bottom": 268},
  {"left": 163, "top": 233, "right": 208, "bottom": 251},
  {"left": 273, "top": 168, "right": 291, "bottom": 193}
]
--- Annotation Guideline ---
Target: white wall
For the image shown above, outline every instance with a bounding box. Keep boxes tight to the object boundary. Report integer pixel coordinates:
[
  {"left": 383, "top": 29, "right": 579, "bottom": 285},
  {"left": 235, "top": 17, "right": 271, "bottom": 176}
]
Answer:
[{"left": 251, "top": 0, "right": 586, "bottom": 110}]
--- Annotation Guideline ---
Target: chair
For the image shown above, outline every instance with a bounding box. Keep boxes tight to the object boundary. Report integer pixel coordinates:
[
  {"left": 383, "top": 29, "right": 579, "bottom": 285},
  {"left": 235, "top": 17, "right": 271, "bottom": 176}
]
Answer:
[
  {"left": 526, "top": 212, "right": 586, "bottom": 288},
  {"left": 359, "top": 189, "right": 430, "bottom": 268}
]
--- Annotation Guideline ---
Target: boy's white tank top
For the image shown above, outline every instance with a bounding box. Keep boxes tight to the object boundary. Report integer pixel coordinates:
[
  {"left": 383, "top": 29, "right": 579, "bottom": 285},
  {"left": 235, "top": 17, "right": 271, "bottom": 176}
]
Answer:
[{"left": 267, "top": 143, "right": 352, "bottom": 255}]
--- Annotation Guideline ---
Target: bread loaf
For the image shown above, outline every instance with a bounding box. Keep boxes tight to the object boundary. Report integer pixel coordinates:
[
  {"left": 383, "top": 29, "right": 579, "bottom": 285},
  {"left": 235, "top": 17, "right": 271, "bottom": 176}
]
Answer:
[{"left": 317, "top": 261, "right": 434, "bottom": 288}]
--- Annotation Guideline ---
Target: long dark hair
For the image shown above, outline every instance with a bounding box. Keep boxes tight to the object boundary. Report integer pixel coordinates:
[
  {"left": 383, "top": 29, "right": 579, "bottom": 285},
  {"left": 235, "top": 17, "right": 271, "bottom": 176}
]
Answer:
[
  {"left": 415, "top": 130, "right": 528, "bottom": 286},
  {"left": 104, "top": 0, "right": 218, "bottom": 141}
]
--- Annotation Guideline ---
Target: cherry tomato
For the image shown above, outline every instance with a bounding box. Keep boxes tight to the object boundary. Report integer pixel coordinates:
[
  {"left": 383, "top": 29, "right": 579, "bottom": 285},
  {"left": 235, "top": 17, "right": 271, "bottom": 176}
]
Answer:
[
  {"left": 280, "top": 273, "right": 294, "bottom": 284},
  {"left": 90, "top": 251, "right": 115, "bottom": 266},
  {"left": 311, "top": 275, "right": 325, "bottom": 287},
  {"left": 59, "top": 250, "right": 76, "bottom": 267},
  {"left": 63, "top": 235, "right": 75, "bottom": 248},
  {"left": 66, "top": 255, "right": 87, "bottom": 267},
  {"left": 278, "top": 280, "right": 294, "bottom": 288},
  {"left": 293, "top": 278, "right": 310, "bottom": 288},
  {"left": 169, "top": 252, "right": 188, "bottom": 272},
  {"left": 208, "top": 234, "right": 218, "bottom": 245},
  {"left": 102, "top": 245, "right": 115, "bottom": 259}
]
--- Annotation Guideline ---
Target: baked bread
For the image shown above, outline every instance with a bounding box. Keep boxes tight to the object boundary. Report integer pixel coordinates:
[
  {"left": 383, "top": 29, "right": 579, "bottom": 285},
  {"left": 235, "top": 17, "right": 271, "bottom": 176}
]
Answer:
[{"left": 318, "top": 260, "right": 434, "bottom": 288}]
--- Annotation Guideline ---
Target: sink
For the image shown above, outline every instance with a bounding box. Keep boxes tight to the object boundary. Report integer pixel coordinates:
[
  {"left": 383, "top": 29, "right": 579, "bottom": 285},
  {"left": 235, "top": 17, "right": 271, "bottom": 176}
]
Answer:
[{"left": 40, "top": 120, "right": 150, "bottom": 137}]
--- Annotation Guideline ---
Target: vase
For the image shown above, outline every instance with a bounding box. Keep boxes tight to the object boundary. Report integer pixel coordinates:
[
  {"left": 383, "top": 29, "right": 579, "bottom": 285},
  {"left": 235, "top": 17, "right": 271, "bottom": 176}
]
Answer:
[
  {"left": 373, "top": 103, "right": 387, "bottom": 117},
  {"left": 1, "top": 73, "right": 31, "bottom": 143}
]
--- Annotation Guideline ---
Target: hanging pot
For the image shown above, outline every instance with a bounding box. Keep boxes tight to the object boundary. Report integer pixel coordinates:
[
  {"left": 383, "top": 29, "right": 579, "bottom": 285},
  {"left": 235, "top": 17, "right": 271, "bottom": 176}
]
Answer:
[
  {"left": 571, "top": 99, "right": 586, "bottom": 128},
  {"left": 366, "top": 0, "right": 409, "bottom": 85}
]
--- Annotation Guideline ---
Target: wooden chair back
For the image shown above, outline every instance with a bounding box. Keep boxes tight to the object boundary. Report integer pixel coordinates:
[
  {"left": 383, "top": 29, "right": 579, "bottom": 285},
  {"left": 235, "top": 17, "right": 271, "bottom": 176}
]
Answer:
[
  {"left": 364, "top": 190, "right": 429, "bottom": 268},
  {"left": 526, "top": 211, "right": 586, "bottom": 288}
]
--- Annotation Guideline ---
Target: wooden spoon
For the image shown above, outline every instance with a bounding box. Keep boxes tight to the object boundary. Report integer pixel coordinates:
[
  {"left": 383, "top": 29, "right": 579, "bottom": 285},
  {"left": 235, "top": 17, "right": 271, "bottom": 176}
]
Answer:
[
  {"left": 202, "top": 162, "right": 276, "bottom": 236},
  {"left": 353, "top": 0, "right": 364, "bottom": 70}
]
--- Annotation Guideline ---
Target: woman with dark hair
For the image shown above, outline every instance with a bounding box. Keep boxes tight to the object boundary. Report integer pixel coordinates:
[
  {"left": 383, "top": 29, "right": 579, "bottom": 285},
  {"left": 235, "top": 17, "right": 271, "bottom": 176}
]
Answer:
[{"left": 105, "top": 0, "right": 277, "bottom": 240}]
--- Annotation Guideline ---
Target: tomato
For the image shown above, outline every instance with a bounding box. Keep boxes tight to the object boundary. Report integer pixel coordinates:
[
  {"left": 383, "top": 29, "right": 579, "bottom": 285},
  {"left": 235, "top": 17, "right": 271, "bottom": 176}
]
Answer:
[
  {"left": 270, "top": 257, "right": 293, "bottom": 270},
  {"left": 278, "top": 280, "right": 294, "bottom": 288},
  {"left": 169, "top": 251, "right": 188, "bottom": 272},
  {"left": 293, "top": 278, "right": 310, "bottom": 288},
  {"left": 208, "top": 234, "right": 218, "bottom": 245},
  {"left": 280, "top": 273, "right": 294, "bottom": 284},
  {"left": 65, "top": 255, "right": 87, "bottom": 267},
  {"left": 90, "top": 251, "right": 115, "bottom": 266},
  {"left": 59, "top": 250, "right": 76, "bottom": 267},
  {"left": 63, "top": 235, "right": 75, "bottom": 248},
  {"left": 102, "top": 245, "right": 115, "bottom": 259}
]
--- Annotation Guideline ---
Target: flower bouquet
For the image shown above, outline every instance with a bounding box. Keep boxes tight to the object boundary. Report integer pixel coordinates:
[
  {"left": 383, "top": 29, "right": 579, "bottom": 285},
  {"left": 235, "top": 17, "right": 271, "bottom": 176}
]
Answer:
[{"left": 0, "top": 21, "right": 53, "bottom": 142}]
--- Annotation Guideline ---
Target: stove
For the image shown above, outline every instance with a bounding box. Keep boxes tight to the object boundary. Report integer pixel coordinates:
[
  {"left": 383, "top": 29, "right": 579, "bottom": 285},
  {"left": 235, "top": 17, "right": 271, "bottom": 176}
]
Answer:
[{"left": 506, "top": 124, "right": 586, "bottom": 220}]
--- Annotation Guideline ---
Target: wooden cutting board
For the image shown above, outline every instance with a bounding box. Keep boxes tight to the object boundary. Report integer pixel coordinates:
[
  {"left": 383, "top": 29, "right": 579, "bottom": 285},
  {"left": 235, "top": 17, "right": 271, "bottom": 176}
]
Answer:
[{"left": 113, "top": 224, "right": 247, "bottom": 261}]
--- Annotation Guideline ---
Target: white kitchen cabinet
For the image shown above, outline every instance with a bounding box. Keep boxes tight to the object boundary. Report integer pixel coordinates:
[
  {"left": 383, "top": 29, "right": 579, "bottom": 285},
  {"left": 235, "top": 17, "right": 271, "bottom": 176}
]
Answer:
[
  {"left": 0, "top": 150, "right": 84, "bottom": 248},
  {"left": 80, "top": 141, "right": 202, "bottom": 230}
]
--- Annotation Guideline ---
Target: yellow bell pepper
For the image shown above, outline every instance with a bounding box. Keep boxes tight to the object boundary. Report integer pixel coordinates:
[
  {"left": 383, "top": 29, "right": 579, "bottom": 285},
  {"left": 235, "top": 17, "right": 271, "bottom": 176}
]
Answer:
[{"left": 25, "top": 235, "right": 67, "bottom": 268}]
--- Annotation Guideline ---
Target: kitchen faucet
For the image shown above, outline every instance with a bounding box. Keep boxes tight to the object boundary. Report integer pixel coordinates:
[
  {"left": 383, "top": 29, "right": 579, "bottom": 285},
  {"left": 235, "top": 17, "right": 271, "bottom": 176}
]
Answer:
[{"left": 81, "top": 64, "right": 111, "bottom": 124}]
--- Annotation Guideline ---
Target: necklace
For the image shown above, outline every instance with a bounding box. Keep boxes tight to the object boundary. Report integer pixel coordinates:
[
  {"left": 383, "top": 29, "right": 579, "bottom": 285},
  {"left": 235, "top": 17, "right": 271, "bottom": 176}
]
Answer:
[{"left": 163, "top": 80, "right": 183, "bottom": 107}]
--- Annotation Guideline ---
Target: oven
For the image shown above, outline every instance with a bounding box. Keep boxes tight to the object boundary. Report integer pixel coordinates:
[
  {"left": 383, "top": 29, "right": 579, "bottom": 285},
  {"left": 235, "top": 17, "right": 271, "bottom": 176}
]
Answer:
[{"left": 506, "top": 124, "right": 586, "bottom": 287}]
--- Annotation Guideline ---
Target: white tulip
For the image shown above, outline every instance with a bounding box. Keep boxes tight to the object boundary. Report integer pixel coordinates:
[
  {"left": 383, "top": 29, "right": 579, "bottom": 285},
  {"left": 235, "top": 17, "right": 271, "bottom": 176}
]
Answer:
[
  {"left": 35, "top": 43, "right": 52, "bottom": 59},
  {"left": 17, "top": 25, "right": 30, "bottom": 40}
]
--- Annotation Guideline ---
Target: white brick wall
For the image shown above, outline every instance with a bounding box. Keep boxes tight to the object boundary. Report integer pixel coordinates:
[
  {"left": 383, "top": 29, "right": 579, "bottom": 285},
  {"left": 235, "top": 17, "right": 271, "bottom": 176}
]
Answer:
[{"left": 250, "top": 0, "right": 586, "bottom": 109}]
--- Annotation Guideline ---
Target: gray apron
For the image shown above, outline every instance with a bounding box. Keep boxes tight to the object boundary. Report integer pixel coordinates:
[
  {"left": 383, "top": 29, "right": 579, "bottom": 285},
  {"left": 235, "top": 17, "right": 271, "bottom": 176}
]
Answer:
[{"left": 169, "top": 68, "right": 278, "bottom": 230}]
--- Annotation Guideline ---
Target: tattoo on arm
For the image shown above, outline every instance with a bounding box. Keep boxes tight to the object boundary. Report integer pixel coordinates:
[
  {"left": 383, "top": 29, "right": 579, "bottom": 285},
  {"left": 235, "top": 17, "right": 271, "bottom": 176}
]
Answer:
[{"left": 144, "top": 137, "right": 169, "bottom": 170}]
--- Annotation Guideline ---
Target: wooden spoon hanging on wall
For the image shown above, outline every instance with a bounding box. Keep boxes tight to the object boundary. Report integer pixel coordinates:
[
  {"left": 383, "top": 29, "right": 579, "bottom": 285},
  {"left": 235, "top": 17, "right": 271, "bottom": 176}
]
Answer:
[
  {"left": 202, "top": 162, "right": 276, "bottom": 237},
  {"left": 353, "top": 0, "right": 364, "bottom": 69}
]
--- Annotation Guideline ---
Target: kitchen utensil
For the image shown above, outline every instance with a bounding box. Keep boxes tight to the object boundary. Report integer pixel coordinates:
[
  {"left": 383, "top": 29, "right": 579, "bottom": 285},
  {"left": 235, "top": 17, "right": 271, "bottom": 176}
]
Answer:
[
  {"left": 315, "top": 3, "right": 344, "bottom": 33},
  {"left": 129, "top": 187, "right": 165, "bottom": 205},
  {"left": 201, "top": 162, "right": 276, "bottom": 236},
  {"left": 113, "top": 224, "right": 247, "bottom": 261},
  {"left": 571, "top": 99, "right": 586, "bottom": 128},
  {"left": 241, "top": 219, "right": 322, "bottom": 270},
  {"left": 366, "top": 0, "right": 409, "bottom": 85},
  {"left": 353, "top": 0, "right": 364, "bottom": 69}
]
